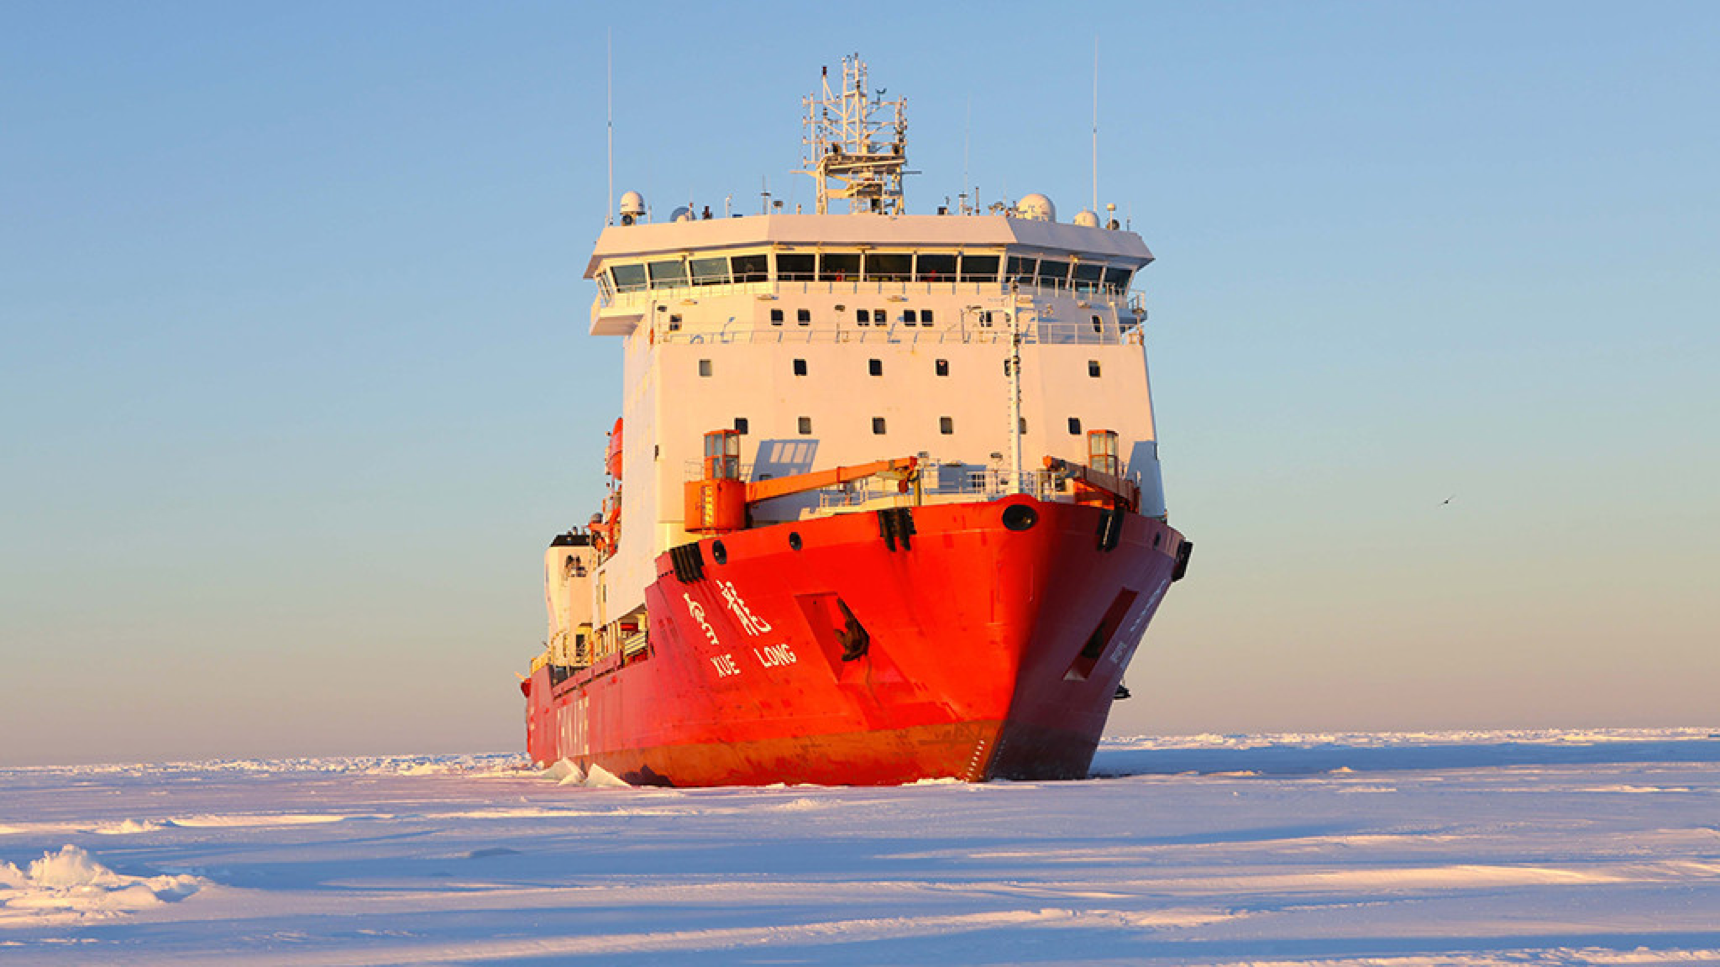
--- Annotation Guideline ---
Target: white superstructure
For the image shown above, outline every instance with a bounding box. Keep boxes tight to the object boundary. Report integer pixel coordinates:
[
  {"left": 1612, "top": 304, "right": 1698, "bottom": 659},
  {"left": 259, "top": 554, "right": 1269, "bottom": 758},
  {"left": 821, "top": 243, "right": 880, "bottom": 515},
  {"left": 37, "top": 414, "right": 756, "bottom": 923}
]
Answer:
[{"left": 575, "top": 57, "right": 1165, "bottom": 651}]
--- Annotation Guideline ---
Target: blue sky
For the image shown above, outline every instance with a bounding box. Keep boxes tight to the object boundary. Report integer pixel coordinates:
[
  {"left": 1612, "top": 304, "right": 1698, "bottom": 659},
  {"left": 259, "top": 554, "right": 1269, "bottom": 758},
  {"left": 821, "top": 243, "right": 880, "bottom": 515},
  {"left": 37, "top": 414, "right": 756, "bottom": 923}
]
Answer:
[{"left": 3, "top": 2, "right": 1717, "bottom": 764}]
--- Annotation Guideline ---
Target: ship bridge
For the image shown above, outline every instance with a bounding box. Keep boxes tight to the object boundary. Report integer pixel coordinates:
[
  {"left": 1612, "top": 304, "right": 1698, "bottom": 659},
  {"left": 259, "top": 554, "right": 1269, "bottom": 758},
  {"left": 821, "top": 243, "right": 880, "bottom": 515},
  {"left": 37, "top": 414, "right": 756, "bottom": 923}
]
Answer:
[{"left": 586, "top": 212, "right": 1152, "bottom": 338}]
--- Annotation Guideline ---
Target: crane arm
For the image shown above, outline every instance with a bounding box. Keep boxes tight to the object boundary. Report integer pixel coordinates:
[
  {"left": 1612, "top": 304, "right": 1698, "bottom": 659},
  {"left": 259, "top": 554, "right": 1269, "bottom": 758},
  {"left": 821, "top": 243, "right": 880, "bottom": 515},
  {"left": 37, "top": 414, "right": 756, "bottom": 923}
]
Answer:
[
  {"left": 745, "top": 456, "right": 919, "bottom": 504},
  {"left": 1042, "top": 456, "right": 1140, "bottom": 512}
]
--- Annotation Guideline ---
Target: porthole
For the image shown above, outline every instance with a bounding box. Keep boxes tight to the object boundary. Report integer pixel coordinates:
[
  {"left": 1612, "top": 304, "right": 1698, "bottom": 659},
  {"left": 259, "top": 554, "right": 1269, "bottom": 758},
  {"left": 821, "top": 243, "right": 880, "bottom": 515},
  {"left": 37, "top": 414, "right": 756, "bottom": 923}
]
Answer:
[
  {"left": 1001, "top": 504, "right": 1039, "bottom": 531},
  {"left": 711, "top": 540, "right": 728, "bottom": 565},
  {"left": 788, "top": 532, "right": 803, "bottom": 551}
]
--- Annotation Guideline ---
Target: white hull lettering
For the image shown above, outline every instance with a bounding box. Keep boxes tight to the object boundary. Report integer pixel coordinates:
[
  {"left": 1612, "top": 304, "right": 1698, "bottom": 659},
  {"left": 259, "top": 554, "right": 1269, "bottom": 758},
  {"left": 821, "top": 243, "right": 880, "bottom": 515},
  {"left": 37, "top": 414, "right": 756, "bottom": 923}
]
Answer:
[{"left": 753, "top": 643, "right": 798, "bottom": 668}]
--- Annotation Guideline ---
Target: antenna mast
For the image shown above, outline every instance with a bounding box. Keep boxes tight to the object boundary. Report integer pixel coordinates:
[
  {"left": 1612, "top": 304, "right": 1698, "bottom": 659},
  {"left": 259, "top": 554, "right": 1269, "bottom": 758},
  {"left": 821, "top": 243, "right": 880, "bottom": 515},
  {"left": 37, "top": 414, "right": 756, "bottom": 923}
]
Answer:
[
  {"left": 1092, "top": 36, "right": 1100, "bottom": 216},
  {"left": 606, "top": 30, "right": 614, "bottom": 226},
  {"left": 800, "top": 55, "right": 908, "bottom": 214}
]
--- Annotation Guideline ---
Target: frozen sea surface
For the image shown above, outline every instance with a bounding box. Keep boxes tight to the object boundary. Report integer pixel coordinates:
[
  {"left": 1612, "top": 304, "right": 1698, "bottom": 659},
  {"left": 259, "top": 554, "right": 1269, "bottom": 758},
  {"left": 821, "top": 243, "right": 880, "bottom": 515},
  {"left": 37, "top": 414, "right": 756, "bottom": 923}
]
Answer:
[{"left": 3, "top": 729, "right": 1718, "bottom": 965}]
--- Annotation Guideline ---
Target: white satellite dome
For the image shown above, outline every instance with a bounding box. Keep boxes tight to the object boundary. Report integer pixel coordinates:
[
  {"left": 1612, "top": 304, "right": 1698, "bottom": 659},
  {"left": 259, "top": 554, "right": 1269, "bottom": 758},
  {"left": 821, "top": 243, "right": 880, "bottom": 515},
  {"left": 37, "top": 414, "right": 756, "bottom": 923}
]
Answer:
[
  {"left": 1072, "top": 209, "right": 1100, "bottom": 227},
  {"left": 618, "top": 190, "right": 645, "bottom": 225},
  {"left": 671, "top": 206, "right": 695, "bottom": 223},
  {"left": 1016, "top": 193, "right": 1056, "bottom": 222}
]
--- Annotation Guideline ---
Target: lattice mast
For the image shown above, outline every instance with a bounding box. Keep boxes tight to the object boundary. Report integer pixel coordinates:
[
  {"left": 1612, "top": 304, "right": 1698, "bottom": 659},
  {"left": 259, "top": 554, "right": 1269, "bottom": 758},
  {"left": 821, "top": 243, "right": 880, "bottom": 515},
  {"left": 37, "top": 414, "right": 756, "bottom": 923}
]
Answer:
[{"left": 801, "top": 56, "right": 908, "bottom": 215}]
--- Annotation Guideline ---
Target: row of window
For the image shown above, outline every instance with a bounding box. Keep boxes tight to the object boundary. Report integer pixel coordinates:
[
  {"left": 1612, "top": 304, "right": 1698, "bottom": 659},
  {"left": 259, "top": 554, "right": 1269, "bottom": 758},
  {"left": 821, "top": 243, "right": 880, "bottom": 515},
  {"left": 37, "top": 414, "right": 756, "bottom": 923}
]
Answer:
[
  {"left": 768, "top": 307, "right": 939, "bottom": 327},
  {"left": 754, "top": 307, "right": 1110, "bottom": 332},
  {"left": 605, "top": 250, "right": 1135, "bottom": 295},
  {"left": 727, "top": 416, "right": 1094, "bottom": 437},
  {"left": 698, "top": 358, "right": 1104, "bottom": 378}
]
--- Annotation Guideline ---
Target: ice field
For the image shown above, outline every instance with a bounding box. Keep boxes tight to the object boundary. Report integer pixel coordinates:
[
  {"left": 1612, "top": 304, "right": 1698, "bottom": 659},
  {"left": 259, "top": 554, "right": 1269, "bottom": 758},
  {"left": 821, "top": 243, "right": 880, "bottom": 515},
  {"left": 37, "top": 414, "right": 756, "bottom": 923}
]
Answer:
[{"left": 3, "top": 729, "right": 1718, "bottom": 965}]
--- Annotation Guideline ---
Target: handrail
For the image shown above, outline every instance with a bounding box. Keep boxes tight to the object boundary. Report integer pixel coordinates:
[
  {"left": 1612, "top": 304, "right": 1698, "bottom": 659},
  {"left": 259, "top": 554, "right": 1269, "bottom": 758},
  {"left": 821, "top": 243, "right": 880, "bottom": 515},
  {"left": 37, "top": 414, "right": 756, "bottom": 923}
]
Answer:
[{"left": 657, "top": 319, "right": 1143, "bottom": 348}]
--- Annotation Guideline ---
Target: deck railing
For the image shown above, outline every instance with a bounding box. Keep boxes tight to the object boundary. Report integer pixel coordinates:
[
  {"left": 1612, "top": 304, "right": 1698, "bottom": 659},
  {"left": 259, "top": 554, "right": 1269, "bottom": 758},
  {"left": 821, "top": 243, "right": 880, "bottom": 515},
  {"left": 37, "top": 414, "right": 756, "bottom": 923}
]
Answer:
[{"left": 656, "top": 318, "right": 1142, "bottom": 347}]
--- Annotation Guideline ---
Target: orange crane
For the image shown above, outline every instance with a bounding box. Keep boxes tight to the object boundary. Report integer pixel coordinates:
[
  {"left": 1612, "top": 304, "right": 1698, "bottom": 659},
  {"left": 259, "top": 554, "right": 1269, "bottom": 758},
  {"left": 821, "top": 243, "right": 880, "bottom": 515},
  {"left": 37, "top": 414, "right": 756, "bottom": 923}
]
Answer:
[
  {"left": 745, "top": 457, "right": 919, "bottom": 504},
  {"left": 684, "top": 429, "right": 919, "bottom": 535},
  {"left": 1042, "top": 456, "right": 1139, "bottom": 512}
]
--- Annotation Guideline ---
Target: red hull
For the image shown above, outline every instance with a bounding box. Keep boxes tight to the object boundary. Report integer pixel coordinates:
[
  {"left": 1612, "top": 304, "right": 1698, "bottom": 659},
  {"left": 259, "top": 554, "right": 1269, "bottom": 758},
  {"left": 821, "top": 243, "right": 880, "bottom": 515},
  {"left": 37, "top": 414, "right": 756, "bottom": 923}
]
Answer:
[{"left": 523, "top": 496, "right": 1185, "bottom": 786}]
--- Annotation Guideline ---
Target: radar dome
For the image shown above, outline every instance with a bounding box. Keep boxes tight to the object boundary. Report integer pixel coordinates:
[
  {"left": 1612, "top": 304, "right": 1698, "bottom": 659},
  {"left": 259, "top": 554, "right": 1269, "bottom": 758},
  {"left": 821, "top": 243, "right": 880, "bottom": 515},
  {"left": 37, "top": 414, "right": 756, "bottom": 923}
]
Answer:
[
  {"left": 618, "top": 190, "right": 645, "bottom": 225},
  {"left": 1073, "top": 209, "right": 1100, "bottom": 227},
  {"left": 1016, "top": 193, "right": 1056, "bottom": 222}
]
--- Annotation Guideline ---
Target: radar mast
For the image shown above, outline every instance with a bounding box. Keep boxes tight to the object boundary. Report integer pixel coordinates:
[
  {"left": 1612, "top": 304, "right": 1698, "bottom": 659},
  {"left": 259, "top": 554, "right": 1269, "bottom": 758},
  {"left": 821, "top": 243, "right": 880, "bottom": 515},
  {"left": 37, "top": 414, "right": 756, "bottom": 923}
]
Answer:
[{"left": 801, "top": 55, "right": 908, "bottom": 215}]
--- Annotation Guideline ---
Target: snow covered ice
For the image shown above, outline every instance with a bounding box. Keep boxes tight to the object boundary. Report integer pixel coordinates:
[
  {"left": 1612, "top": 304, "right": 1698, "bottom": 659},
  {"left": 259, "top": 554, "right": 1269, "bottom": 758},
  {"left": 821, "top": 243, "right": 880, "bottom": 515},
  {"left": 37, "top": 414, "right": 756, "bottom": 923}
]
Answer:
[{"left": 2, "top": 730, "right": 1718, "bottom": 965}]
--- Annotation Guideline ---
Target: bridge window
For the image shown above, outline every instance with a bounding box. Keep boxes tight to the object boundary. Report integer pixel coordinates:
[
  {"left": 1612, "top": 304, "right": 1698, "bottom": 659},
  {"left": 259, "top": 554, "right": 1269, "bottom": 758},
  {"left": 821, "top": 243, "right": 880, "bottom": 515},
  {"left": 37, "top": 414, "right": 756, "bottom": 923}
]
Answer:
[
  {"left": 1073, "top": 262, "right": 1103, "bottom": 293},
  {"left": 776, "top": 253, "right": 815, "bottom": 280},
  {"left": 610, "top": 263, "right": 648, "bottom": 293},
  {"left": 960, "top": 254, "right": 1000, "bottom": 282},
  {"left": 818, "top": 252, "right": 860, "bottom": 281},
  {"left": 1037, "top": 259, "right": 1070, "bottom": 289},
  {"left": 863, "top": 252, "right": 911, "bottom": 281},
  {"left": 1103, "top": 266, "right": 1132, "bottom": 292},
  {"left": 731, "top": 253, "right": 769, "bottom": 283},
  {"left": 647, "top": 258, "right": 688, "bottom": 288},
  {"left": 689, "top": 257, "right": 729, "bottom": 286},
  {"left": 917, "top": 253, "right": 956, "bottom": 281},
  {"left": 1007, "top": 255, "right": 1037, "bottom": 281}
]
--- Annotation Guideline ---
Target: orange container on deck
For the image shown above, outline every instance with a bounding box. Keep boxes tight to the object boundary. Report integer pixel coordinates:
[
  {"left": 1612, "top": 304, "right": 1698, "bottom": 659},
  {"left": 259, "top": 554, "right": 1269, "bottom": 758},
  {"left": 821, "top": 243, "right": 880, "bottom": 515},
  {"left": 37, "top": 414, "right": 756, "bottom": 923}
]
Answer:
[{"left": 684, "top": 478, "right": 746, "bottom": 533}]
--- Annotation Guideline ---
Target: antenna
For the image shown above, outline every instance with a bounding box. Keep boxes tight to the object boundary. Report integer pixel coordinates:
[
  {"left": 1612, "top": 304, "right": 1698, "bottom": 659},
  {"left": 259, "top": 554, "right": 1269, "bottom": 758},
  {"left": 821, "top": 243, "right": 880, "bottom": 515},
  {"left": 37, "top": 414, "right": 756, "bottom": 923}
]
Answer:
[
  {"left": 1092, "top": 36, "right": 1100, "bottom": 217},
  {"left": 800, "top": 55, "right": 908, "bottom": 214},
  {"left": 606, "top": 30, "right": 614, "bottom": 226},
  {"left": 963, "top": 95, "right": 971, "bottom": 213}
]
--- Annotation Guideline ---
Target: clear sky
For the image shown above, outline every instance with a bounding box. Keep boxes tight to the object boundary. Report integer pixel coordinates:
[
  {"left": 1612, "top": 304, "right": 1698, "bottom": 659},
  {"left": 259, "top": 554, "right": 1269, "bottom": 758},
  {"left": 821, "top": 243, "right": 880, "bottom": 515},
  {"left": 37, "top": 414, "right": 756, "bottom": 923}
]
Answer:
[{"left": 3, "top": 2, "right": 1717, "bottom": 765}]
